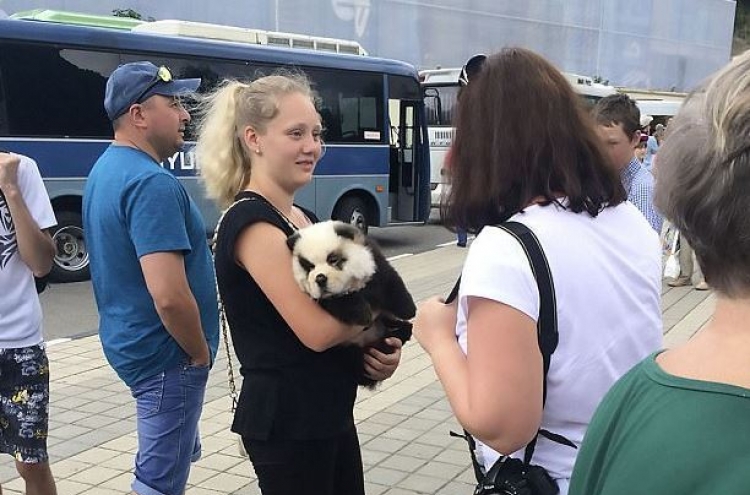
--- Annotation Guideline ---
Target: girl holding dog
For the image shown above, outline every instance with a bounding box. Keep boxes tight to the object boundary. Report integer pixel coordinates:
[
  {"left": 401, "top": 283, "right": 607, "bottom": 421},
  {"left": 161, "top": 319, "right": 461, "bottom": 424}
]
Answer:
[{"left": 196, "top": 74, "right": 401, "bottom": 495}]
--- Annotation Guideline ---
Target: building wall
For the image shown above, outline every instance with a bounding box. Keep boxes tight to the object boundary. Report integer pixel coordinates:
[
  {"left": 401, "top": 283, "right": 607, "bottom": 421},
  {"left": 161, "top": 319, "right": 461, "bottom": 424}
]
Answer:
[{"left": 2, "top": 0, "right": 736, "bottom": 91}]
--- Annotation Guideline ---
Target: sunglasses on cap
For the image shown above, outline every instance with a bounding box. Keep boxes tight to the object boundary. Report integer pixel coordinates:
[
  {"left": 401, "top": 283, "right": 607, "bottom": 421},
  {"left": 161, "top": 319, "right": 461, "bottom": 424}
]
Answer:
[
  {"left": 134, "top": 66, "right": 174, "bottom": 104},
  {"left": 459, "top": 54, "right": 487, "bottom": 87}
]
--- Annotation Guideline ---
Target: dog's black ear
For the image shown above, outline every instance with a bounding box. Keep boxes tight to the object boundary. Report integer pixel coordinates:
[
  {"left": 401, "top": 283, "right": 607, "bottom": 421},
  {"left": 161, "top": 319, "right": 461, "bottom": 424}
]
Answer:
[
  {"left": 286, "top": 231, "right": 300, "bottom": 251},
  {"left": 333, "top": 221, "right": 363, "bottom": 242}
]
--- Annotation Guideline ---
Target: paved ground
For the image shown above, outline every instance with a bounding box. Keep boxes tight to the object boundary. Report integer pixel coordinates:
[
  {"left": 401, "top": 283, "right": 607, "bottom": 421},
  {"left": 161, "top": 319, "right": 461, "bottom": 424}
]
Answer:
[{"left": 0, "top": 243, "right": 713, "bottom": 494}]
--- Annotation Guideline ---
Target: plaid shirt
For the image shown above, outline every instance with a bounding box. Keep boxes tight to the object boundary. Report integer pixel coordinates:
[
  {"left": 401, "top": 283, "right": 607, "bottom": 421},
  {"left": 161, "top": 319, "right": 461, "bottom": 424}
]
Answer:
[{"left": 621, "top": 158, "right": 662, "bottom": 234}]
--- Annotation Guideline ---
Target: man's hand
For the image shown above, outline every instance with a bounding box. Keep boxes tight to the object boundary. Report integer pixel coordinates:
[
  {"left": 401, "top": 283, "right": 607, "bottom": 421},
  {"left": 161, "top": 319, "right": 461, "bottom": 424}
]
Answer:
[
  {"left": 141, "top": 251, "right": 211, "bottom": 367},
  {"left": 0, "top": 153, "right": 20, "bottom": 194},
  {"left": 189, "top": 346, "right": 211, "bottom": 367}
]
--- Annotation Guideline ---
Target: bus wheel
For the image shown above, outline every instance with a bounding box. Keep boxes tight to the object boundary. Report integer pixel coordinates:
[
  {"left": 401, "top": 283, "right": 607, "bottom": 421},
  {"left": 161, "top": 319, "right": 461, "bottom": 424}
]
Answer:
[
  {"left": 333, "top": 197, "right": 369, "bottom": 235},
  {"left": 50, "top": 211, "right": 90, "bottom": 283}
]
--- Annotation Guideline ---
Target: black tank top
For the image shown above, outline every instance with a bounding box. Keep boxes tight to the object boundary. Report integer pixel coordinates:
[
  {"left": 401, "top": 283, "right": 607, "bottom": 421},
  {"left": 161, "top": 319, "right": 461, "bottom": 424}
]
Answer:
[{"left": 214, "top": 191, "right": 360, "bottom": 440}]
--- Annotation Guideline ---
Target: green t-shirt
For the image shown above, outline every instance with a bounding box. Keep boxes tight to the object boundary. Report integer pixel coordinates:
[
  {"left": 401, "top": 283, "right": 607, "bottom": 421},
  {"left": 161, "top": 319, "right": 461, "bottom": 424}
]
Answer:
[{"left": 569, "top": 352, "right": 750, "bottom": 495}]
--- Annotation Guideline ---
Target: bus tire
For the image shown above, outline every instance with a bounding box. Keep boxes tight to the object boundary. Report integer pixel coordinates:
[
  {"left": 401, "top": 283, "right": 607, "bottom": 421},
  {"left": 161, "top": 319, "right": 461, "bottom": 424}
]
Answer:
[
  {"left": 333, "top": 196, "right": 369, "bottom": 235},
  {"left": 50, "top": 210, "right": 90, "bottom": 283}
]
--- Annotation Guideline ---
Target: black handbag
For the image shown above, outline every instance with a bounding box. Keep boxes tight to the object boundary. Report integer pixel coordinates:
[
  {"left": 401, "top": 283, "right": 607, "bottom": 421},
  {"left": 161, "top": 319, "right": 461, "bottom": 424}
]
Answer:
[{"left": 447, "top": 221, "right": 576, "bottom": 495}]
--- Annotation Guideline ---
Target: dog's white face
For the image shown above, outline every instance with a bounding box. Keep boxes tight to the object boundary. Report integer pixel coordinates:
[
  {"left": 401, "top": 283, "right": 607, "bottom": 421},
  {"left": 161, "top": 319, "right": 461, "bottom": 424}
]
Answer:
[{"left": 287, "top": 221, "right": 376, "bottom": 299}]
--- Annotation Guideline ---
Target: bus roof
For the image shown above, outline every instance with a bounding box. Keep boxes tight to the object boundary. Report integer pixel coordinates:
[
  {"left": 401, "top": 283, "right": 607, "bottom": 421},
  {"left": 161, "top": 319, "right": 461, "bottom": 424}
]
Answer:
[
  {"left": 0, "top": 17, "right": 417, "bottom": 78},
  {"left": 635, "top": 100, "right": 682, "bottom": 117},
  {"left": 9, "top": 9, "right": 144, "bottom": 30},
  {"left": 133, "top": 20, "right": 368, "bottom": 56}
]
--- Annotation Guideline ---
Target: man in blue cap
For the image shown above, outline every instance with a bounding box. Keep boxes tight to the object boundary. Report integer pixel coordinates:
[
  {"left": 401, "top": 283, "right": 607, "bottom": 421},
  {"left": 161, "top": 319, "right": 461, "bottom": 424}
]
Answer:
[{"left": 83, "top": 62, "right": 219, "bottom": 495}]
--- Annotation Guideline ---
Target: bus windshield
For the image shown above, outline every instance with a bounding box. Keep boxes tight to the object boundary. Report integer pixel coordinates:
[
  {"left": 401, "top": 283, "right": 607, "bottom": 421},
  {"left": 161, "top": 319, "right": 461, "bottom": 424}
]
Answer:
[{"left": 424, "top": 85, "right": 459, "bottom": 127}]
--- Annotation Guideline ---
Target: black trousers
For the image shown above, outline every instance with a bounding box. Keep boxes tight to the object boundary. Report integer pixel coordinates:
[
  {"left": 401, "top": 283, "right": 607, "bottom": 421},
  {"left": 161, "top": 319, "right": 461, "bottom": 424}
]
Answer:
[{"left": 243, "top": 424, "right": 365, "bottom": 495}]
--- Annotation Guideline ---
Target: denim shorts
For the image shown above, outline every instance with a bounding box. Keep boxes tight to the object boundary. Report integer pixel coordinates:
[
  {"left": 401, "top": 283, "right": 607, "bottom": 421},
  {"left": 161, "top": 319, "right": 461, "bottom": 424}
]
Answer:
[
  {"left": 0, "top": 344, "right": 50, "bottom": 463},
  {"left": 129, "top": 361, "right": 209, "bottom": 495}
]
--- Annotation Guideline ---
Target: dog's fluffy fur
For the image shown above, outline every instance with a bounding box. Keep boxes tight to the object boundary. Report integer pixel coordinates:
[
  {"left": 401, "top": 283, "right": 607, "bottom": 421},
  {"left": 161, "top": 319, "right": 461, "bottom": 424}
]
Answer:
[{"left": 287, "top": 221, "right": 416, "bottom": 387}]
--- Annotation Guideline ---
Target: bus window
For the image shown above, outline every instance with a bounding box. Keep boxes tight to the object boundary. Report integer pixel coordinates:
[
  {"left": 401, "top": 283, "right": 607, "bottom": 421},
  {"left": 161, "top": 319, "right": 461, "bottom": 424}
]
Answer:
[
  {"left": 306, "top": 68, "right": 384, "bottom": 144},
  {"left": 0, "top": 67, "right": 8, "bottom": 136},
  {"left": 424, "top": 85, "right": 459, "bottom": 126},
  {"left": 0, "top": 43, "right": 117, "bottom": 138},
  {"left": 119, "top": 53, "right": 265, "bottom": 140},
  {"left": 119, "top": 53, "right": 258, "bottom": 94}
]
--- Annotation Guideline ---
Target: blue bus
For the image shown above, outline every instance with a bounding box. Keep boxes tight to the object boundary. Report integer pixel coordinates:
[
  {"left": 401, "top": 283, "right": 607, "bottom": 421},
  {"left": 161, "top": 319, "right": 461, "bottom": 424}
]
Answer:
[{"left": 0, "top": 15, "right": 430, "bottom": 282}]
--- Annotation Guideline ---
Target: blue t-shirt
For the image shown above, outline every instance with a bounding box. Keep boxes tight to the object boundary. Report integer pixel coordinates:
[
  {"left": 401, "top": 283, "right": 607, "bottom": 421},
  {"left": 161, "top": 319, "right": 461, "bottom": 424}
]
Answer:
[{"left": 83, "top": 145, "right": 219, "bottom": 387}]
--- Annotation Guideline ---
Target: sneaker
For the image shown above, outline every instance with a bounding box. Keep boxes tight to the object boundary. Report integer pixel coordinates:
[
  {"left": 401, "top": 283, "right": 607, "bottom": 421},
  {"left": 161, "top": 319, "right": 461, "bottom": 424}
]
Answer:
[
  {"left": 667, "top": 276, "right": 692, "bottom": 287},
  {"left": 695, "top": 281, "right": 710, "bottom": 291}
]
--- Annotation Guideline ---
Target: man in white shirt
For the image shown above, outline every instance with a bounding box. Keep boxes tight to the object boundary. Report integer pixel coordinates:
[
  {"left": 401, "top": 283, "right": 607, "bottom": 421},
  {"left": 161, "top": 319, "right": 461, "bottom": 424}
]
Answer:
[{"left": 0, "top": 152, "right": 58, "bottom": 494}]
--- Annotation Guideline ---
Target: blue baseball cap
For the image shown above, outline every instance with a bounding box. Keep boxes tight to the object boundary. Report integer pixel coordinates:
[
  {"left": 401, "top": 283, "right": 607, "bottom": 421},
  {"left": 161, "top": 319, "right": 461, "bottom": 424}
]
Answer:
[{"left": 104, "top": 61, "right": 201, "bottom": 121}]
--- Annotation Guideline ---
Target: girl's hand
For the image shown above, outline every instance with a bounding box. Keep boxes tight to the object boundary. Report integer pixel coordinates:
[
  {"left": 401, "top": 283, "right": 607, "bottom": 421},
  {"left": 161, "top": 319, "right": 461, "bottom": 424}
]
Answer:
[{"left": 364, "top": 337, "right": 402, "bottom": 381}]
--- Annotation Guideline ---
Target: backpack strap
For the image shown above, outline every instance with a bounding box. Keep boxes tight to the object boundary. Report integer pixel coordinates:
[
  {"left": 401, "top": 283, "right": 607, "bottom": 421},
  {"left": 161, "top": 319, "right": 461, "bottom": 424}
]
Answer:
[
  {"left": 498, "top": 222, "right": 557, "bottom": 405},
  {"left": 449, "top": 220, "right": 575, "bottom": 480},
  {"left": 497, "top": 221, "right": 573, "bottom": 465}
]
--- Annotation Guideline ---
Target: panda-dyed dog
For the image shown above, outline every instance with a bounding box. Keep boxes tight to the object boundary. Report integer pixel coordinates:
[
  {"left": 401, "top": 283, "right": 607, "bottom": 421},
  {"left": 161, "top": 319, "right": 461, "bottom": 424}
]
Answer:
[{"left": 286, "top": 220, "right": 416, "bottom": 388}]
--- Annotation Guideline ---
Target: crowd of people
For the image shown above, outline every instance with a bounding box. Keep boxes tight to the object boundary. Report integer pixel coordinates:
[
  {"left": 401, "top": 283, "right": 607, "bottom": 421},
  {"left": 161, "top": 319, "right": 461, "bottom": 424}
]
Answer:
[{"left": 0, "top": 43, "right": 747, "bottom": 495}]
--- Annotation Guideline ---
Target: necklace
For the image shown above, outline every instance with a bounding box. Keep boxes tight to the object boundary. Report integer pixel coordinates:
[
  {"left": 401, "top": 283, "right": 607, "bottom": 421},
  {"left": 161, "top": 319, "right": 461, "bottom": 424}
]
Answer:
[{"left": 247, "top": 191, "right": 301, "bottom": 232}]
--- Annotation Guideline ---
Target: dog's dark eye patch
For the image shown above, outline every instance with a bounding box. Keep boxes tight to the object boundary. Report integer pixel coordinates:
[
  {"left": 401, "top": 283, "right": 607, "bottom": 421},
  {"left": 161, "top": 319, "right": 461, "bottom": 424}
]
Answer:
[
  {"left": 299, "top": 256, "right": 315, "bottom": 273},
  {"left": 327, "top": 252, "right": 346, "bottom": 269}
]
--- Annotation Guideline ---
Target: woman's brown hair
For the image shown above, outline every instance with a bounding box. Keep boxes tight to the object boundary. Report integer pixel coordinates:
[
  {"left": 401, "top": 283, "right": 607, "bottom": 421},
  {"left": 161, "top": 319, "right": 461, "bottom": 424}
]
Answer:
[{"left": 443, "top": 47, "right": 625, "bottom": 232}]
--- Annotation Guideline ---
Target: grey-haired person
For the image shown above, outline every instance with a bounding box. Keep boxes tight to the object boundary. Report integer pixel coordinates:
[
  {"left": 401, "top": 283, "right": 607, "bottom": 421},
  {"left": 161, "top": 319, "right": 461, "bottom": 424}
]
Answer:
[{"left": 570, "top": 49, "right": 750, "bottom": 495}]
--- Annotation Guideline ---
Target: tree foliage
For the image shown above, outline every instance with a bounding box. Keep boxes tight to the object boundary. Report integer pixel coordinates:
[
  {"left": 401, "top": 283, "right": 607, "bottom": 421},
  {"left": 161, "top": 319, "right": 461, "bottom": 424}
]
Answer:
[
  {"left": 112, "top": 8, "right": 155, "bottom": 22},
  {"left": 734, "top": 1, "right": 750, "bottom": 54}
]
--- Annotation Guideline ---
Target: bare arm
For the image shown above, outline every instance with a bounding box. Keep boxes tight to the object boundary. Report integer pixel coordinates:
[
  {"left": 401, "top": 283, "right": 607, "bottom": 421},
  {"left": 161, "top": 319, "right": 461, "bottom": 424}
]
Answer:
[
  {"left": 415, "top": 296, "right": 543, "bottom": 454},
  {"left": 140, "top": 251, "right": 210, "bottom": 365},
  {"left": 236, "top": 222, "right": 366, "bottom": 352},
  {"left": 0, "top": 154, "right": 55, "bottom": 276}
]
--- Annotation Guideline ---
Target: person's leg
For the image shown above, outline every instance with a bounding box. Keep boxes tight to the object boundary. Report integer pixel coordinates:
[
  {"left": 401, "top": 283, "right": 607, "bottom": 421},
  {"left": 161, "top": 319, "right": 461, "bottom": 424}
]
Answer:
[
  {"left": 680, "top": 237, "right": 694, "bottom": 280},
  {"left": 693, "top": 251, "right": 709, "bottom": 290},
  {"left": 456, "top": 228, "right": 468, "bottom": 247},
  {"left": 16, "top": 462, "right": 56, "bottom": 495},
  {"left": 2, "top": 345, "right": 57, "bottom": 495},
  {"left": 695, "top": 279, "right": 710, "bottom": 290},
  {"left": 130, "top": 361, "right": 208, "bottom": 495},
  {"left": 332, "top": 424, "right": 365, "bottom": 495},
  {"left": 669, "top": 235, "right": 694, "bottom": 286},
  {"left": 245, "top": 436, "right": 342, "bottom": 495}
]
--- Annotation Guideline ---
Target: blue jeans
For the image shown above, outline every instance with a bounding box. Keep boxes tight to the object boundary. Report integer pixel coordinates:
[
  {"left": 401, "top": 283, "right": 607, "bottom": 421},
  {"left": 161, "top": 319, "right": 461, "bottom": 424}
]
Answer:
[
  {"left": 457, "top": 228, "right": 468, "bottom": 246},
  {"left": 129, "top": 361, "right": 209, "bottom": 495}
]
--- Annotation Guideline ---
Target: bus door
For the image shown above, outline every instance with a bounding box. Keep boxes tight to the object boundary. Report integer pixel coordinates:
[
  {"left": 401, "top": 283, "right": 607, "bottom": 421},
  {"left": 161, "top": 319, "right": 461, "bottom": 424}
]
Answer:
[
  {"left": 388, "top": 74, "right": 429, "bottom": 223},
  {"left": 388, "top": 98, "right": 423, "bottom": 222}
]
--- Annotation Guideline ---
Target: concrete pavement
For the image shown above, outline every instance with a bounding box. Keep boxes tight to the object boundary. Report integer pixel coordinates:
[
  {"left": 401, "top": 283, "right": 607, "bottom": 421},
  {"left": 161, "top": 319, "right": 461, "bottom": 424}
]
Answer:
[{"left": 0, "top": 242, "right": 713, "bottom": 494}]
